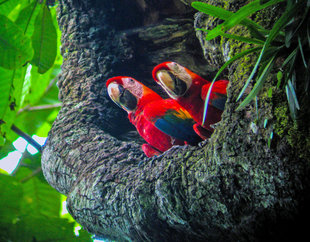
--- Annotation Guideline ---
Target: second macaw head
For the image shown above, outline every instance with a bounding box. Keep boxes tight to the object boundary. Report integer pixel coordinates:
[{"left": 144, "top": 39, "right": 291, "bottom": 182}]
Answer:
[
  {"left": 152, "top": 61, "right": 208, "bottom": 100},
  {"left": 106, "top": 76, "right": 161, "bottom": 113}
]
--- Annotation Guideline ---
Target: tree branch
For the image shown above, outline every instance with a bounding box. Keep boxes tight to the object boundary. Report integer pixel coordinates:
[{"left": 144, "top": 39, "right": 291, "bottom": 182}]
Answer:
[
  {"left": 17, "top": 103, "right": 62, "bottom": 114},
  {"left": 11, "top": 124, "right": 42, "bottom": 152}
]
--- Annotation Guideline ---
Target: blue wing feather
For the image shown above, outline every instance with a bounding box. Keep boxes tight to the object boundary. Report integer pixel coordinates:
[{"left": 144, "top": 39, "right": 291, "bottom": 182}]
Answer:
[
  {"left": 210, "top": 93, "right": 227, "bottom": 111},
  {"left": 154, "top": 110, "right": 201, "bottom": 144}
]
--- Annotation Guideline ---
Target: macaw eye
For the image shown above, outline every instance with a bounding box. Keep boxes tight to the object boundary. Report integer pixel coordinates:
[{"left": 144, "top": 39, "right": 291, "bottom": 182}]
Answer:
[{"left": 119, "top": 86, "right": 138, "bottom": 111}]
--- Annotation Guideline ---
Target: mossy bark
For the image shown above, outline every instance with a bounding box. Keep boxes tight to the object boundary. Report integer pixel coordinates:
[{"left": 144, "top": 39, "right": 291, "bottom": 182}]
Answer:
[{"left": 42, "top": 0, "right": 310, "bottom": 241}]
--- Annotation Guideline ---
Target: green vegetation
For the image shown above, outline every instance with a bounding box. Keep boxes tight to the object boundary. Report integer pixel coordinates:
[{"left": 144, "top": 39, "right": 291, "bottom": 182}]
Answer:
[
  {"left": 0, "top": 0, "right": 91, "bottom": 240},
  {"left": 192, "top": 0, "right": 310, "bottom": 123}
]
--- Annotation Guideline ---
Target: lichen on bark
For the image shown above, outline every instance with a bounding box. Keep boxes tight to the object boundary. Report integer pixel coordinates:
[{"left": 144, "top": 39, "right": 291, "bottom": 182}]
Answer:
[{"left": 42, "top": 0, "right": 310, "bottom": 241}]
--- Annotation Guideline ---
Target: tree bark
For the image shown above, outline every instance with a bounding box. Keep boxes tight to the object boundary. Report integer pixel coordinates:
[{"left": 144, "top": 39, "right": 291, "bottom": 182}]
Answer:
[{"left": 42, "top": 0, "right": 310, "bottom": 241}]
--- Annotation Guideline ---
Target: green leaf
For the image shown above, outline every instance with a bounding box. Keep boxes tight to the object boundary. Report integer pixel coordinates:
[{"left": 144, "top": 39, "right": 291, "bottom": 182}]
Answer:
[
  {"left": 0, "top": 0, "right": 24, "bottom": 16},
  {"left": 281, "top": 47, "right": 298, "bottom": 68},
  {"left": 276, "top": 71, "right": 283, "bottom": 88},
  {"left": 0, "top": 174, "right": 23, "bottom": 222},
  {"left": 0, "top": 139, "right": 15, "bottom": 160},
  {"left": 191, "top": 1, "right": 268, "bottom": 34},
  {"left": 298, "top": 35, "right": 308, "bottom": 68},
  {"left": 237, "top": 2, "right": 300, "bottom": 101},
  {"left": 204, "top": 0, "right": 284, "bottom": 41},
  {"left": 236, "top": 56, "right": 275, "bottom": 110},
  {"left": 202, "top": 47, "right": 261, "bottom": 125},
  {"left": 0, "top": 15, "right": 33, "bottom": 69},
  {"left": 264, "top": 118, "right": 268, "bottom": 128},
  {"left": 268, "top": 131, "right": 273, "bottom": 148},
  {"left": 0, "top": 66, "right": 27, "bottom": 142},
  {"left": 14, "top": 167, "right": 60, "bottom": 217},
  {"left": 285, "top": 79, "right": 300, "bottom": 119},
  {"left": 31, "top": 4, "right": 57, "bottom": 74},
  {"left": 26, "top": 64, "right": 61, "bottom": 106},
  {"left": 0, "top": 67, "right": 13, "bottom": 121},
  {"left": 0, "top": 169, "right": 91, "bottom": 241},
  {"left": 220, "top": 32, "right": 265, "bottom": 45},
  {"left": 267, "top": 87, "right": 273, "bottom": 98},
  {"left": 15, "top": 1, "right": 40, "bottom": 37}
]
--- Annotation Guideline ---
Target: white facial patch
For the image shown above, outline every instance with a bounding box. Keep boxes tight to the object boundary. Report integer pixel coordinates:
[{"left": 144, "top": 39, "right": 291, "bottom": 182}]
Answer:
[
  {"left": 167, "top": 62, "right": 192, "bottom": 88},
  {"left": 122, "top": 77, "right": 143, "bottom": 99}
]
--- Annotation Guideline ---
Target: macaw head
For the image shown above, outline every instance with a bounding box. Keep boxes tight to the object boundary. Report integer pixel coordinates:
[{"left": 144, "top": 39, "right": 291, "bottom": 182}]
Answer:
[
  {"left": 106, "top": 76, "right": 161, "bottom": 113},
  {"left": 152, "top": 62, "right": 207, "bottom": 99}
]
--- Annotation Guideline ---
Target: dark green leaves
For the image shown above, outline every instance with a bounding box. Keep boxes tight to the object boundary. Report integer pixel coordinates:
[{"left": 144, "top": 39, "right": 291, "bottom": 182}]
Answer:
[
  {"left": 0, "top": 15, "right": 33, "bottom": 69},
  {"left": 31, "top": 4, "right": 57, "bottom": 74}
]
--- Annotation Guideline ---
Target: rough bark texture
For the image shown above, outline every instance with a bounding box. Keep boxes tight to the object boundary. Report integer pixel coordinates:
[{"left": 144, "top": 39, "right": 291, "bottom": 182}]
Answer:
[{"left": 42, "top": 0, "right": 310, "bottom": 241}]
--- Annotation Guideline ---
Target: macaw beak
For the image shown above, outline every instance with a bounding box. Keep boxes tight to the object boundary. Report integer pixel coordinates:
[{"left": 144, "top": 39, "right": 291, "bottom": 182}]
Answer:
[
  {"left": 154, "top": 69, "right": 188, "bottom": 98},
  {"left": 107, "top": 82, "right": 138, "bottom": 112}
]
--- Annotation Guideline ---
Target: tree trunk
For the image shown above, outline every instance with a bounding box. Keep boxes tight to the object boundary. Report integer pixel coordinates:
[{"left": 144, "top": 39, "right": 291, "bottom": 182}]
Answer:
[{"left": 42, "top": 0, "right": 310, "bottom": 241}]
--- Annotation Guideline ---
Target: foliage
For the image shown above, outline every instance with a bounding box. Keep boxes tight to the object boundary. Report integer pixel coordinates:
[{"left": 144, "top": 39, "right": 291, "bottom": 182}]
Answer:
[
  {"left": 0, "top": 0, "right": 61, "bottom": 145},
  {"left": 192, "top": 0, "right": 310, "bottom": 123},
  {"left": 0, "top": 0, "right": 92, "bottom": 240},
  {"left": 0, "top": 167, "right": 91, "bottom": 241}
]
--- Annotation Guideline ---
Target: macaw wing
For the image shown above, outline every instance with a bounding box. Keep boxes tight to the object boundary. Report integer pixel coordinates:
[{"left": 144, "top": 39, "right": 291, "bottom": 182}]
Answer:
[
  {"left": 202, "top": 80, "right": 229, "bottom": 111},
  {"left": 144, "top": 103, "right": 201, "bottom": 144}
]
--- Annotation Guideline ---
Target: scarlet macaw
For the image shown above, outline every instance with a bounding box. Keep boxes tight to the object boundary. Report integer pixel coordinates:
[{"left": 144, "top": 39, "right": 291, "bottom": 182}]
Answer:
[
  {"left": 152, "top": 61, "right": 229, "bottom": 139},
  {"left": 106, "top": 76, "right": 201, "bottom": 157}
]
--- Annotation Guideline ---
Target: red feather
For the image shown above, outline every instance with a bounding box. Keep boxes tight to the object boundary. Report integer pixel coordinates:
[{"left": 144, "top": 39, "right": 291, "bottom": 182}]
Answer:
[
  {"left": 152, "top": 62, "right": 229, "bottom": 139},
  {"left": 106, "top": 76, "right": 199, "bottom": 157}
]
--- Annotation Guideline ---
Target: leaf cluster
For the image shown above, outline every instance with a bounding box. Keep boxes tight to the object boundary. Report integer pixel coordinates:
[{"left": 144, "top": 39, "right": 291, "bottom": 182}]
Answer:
[
  {"left": 0, "top": 0, "right": 62, "bottom": 145},
  {"left": 0, "top": 167, "right": 91, "bottom": 241},
  {"left": 192, "top": 0, "right": 310, "bottom": 123}
]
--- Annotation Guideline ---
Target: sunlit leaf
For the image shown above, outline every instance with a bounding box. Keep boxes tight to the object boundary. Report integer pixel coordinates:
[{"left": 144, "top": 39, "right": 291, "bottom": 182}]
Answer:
[
  {"left": 0, "top": 174, "right": 23, "bottom": 222},
  {"left": 14, "top": 167, "right": 60, "bottom": 217},
  {"left": 0, "top": 15, "right": 33, "bottom": 69},
  {"left": 15, "top": 1, "right": 40, "bottom": 37},
  {"left": 25, "top": 64, "right": 60, "bottom": 106},
  {"left": 0, "top": 139, "right": 15, "bottom": 159},
  {"left": 0, "top": 67, "right": 13, "bottom": 121},
  {"left": 0, "top": 169, "right": 92, "bottom": 241},
  {"left": 0, "top": 66, "right": 27, "bottom": 142},
  {"left": 191, "top": 1, "right": 268, "bottom": 35},
  {"left": 31, "top": 4, "right": 57, "bottom": 74},
  {"left": 205, "top": 0, "right": 284, "bottom": 40},
  {"left": 0, "top": 0, "right": 24, "bottom": 16}
]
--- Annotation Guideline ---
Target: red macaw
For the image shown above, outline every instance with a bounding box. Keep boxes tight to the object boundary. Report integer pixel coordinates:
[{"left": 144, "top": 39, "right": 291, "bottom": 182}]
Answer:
[
  {"left": 152, "top": 61, "right": 229, "bottom": 139},
  {"left": 106, "top": 76, "right": 201, "bottom": 157}
]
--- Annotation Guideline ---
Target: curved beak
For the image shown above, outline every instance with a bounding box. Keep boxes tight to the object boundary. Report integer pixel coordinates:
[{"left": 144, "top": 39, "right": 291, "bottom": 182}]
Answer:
[
  {"left": 107, "top": 82, "right": 138, "bottom": 112},
  {"left": 155, "top": 69, "right": 188, "bottom": 98}
]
